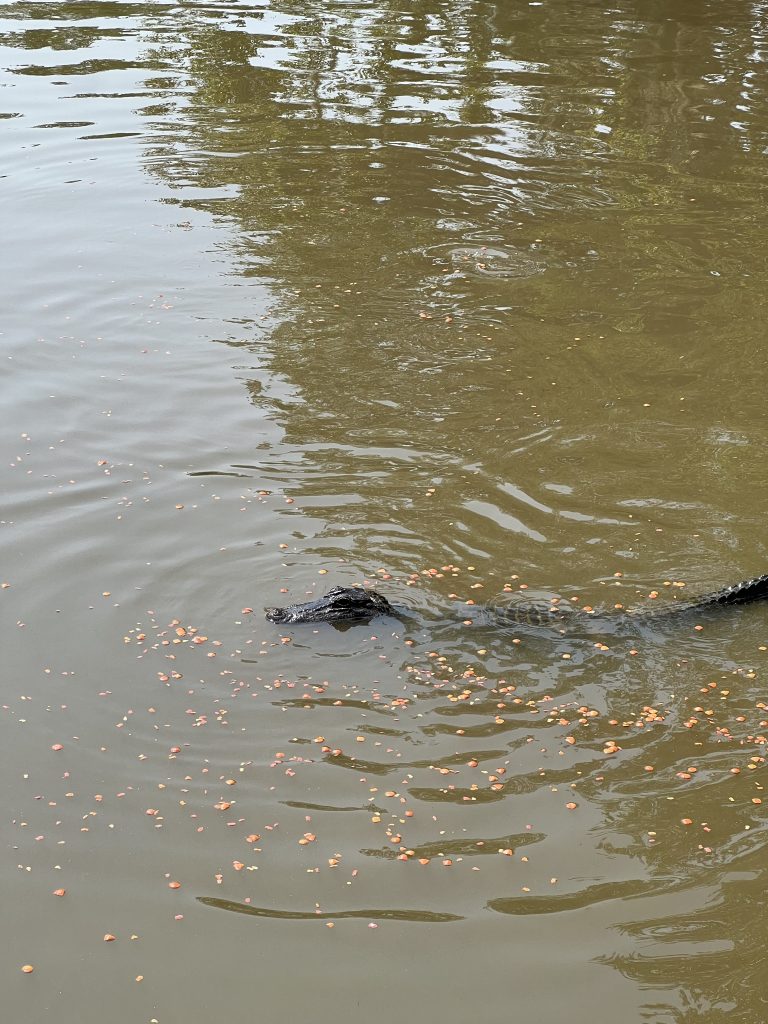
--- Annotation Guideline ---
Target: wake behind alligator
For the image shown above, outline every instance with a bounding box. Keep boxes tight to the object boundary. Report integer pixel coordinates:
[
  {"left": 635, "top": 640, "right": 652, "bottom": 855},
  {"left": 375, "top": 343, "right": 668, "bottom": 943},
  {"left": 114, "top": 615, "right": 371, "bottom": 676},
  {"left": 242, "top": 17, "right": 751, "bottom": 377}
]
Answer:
[{"left": 265, "top": 574, "right": 768, "bottom": 632}]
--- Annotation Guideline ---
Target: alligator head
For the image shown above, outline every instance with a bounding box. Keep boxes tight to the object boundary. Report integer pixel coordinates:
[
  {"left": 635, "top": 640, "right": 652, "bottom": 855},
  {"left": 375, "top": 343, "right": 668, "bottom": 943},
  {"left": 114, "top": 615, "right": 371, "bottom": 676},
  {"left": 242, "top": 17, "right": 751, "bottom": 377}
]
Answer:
[{"left": 265, "top": 586, "right": 397, "bottom": 625}]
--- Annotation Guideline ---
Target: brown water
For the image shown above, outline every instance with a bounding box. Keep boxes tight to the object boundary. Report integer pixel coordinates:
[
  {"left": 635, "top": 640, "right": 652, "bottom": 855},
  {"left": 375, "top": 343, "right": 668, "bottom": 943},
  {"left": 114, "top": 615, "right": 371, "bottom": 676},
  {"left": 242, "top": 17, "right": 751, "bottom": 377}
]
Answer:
[{"left": 3, "top": 2, "right": 768, "bottom": 1021}]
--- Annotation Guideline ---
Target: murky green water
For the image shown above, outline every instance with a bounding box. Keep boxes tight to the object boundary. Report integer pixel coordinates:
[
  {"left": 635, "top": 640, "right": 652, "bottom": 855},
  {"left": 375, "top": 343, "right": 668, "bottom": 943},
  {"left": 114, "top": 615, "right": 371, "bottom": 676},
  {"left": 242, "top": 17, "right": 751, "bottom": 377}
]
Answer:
[{"left": 3, "top": 2, "right": 768, "bottom": 1021}]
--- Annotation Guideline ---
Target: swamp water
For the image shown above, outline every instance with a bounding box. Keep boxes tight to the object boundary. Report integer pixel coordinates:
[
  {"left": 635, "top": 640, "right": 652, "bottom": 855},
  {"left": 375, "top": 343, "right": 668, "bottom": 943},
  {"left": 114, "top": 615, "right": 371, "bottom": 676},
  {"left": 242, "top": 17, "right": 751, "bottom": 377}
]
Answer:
[{"left": 2, "top": 2, "right": 768, "bottom": 1021}]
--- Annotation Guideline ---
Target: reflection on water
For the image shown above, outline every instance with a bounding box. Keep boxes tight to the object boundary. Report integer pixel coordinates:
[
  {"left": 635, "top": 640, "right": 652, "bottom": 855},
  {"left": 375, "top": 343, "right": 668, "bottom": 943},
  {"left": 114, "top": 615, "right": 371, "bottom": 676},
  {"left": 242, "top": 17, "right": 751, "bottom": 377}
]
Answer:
[
  {"left": 198, "top": 896, "right": 463, "bottom": 923},
  {"left": 2, "top": 1, "right": 768, "bottom": 1022}
]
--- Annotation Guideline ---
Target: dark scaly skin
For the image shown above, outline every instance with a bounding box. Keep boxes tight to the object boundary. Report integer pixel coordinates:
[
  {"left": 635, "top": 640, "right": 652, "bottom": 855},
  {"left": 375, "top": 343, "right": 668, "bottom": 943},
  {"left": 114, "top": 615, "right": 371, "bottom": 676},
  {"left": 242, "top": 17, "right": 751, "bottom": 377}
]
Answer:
[
  {"left": 628, "top": 574, "right": 768, "bottom": 619},
  {"left": 265, "top": 586, "right": 399, "bottom": 625},
  {"left": 265, "top": 575, "right": 768, "bottom": 628}
]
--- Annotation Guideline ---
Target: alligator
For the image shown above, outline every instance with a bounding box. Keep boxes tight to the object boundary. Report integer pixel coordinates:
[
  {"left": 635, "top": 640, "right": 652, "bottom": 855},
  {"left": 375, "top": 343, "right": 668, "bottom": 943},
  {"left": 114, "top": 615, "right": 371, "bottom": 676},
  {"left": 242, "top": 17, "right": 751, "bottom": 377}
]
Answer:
[{"left": 265, "top": 574, "right": 768, "bottom": 630}]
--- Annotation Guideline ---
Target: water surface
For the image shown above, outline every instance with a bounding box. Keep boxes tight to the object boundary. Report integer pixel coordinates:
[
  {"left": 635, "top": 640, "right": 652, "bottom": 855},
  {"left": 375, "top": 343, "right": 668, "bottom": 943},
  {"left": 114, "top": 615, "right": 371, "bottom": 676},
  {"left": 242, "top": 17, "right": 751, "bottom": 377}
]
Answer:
[{"left": 2, "top": 2, "right": 768, "bottom": 1022}]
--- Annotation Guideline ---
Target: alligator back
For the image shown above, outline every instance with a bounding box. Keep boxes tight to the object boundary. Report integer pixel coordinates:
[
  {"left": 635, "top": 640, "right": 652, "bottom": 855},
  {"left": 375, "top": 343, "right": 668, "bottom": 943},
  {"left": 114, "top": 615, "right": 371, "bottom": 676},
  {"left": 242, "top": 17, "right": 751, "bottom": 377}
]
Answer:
[{"left": 486, "top": 602, "right": 579, "bottom": 629}]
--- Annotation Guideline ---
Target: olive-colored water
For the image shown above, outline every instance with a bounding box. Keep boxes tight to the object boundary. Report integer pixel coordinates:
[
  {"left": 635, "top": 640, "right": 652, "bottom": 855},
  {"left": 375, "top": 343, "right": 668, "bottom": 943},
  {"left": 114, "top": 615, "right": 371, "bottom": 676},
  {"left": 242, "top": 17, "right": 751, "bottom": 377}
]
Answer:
[{"left": 3, "top": 2, "right": 768, "bottom": 1021}]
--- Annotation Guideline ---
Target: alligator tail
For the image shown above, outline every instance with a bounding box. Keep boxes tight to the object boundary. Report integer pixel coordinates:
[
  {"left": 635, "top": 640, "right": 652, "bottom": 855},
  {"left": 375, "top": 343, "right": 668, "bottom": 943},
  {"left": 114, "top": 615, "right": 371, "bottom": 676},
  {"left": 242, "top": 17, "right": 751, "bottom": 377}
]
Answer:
[
  {"left": 634, "top": 572, "right": 768, "bottom": 620},
  {"left": 701, "top": 573, "right": 768, "bottom": 607}
]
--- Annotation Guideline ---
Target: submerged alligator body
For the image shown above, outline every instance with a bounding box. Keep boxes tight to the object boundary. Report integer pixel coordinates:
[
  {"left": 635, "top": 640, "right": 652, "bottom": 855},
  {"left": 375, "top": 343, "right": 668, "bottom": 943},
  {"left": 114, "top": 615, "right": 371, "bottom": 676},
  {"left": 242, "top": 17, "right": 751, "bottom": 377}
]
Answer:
[{"left": 265, "top": 574, "right": 768, "bottom": 630}]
